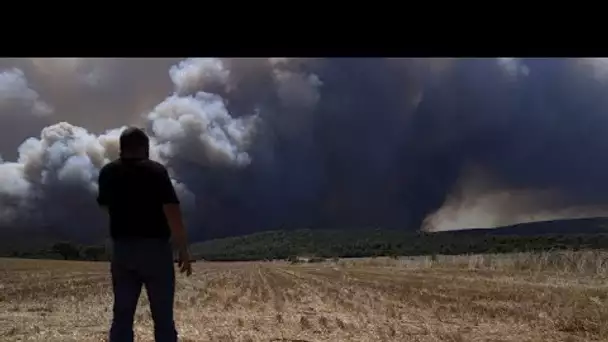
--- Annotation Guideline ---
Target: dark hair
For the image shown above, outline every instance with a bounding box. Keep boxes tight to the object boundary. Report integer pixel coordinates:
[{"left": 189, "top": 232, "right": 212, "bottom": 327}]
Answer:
[{"left": 119, "top": 127, "right": 149, "bottom": 158}]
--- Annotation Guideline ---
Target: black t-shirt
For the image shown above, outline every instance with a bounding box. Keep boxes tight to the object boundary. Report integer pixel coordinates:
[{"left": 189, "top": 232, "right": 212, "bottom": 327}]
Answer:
[{"left": 97, "top": 157, "right": 180, "bottom": 240}]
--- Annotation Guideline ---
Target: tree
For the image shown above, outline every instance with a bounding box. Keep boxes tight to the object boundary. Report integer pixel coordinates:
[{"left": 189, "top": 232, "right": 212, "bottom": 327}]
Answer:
[
  {"left": 82, "top": 246, "right": 106, "bottom": 261},
  {"left": 51, "top": 242, "right": 80, "bottom": 260}
]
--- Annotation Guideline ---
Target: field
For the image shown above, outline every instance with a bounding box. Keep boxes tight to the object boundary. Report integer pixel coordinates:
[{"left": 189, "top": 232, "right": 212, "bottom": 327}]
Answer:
[{"left": 1, "top": 252, "right": 608, "bottom": 342}]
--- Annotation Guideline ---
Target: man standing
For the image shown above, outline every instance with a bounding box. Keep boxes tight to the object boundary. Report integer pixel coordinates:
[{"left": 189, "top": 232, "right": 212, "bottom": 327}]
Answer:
[{"left": 97, "top": 127, "right": 192, "bottom": 342}]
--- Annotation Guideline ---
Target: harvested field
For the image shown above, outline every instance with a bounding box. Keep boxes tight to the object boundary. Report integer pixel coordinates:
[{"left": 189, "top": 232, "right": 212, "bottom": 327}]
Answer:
[{"left": 1, "top": 251, "right": 608, "bottom": 341}]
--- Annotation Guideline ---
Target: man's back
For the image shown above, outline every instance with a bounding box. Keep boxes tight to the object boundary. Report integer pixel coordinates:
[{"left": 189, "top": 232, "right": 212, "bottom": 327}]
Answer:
[
  {"left": 97, "top": 157, "right": 179, "bottom": 240},
  {"left": 100, "top": 127, "right": 189, "bottom": 342},
  {"left": 98, "top": 157, "right": 182, "bottom": 342}
]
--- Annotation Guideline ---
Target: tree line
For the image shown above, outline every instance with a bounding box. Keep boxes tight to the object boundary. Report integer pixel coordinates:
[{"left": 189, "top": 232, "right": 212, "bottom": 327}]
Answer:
[
  {"left": 189, "top": 228, "right": 608, "bottom": 261},
  {"left": 7, "top": 228, "right": 608, "bottom": 262},
  {"left": 10, "top": 242, "right": 107, "bottom": 261}
]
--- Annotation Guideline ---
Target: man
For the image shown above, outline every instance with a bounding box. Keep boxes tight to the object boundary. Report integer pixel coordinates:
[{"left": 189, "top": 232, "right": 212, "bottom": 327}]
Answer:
[{"left": 97, "top": 127, "right": 192, "bottom": 342}]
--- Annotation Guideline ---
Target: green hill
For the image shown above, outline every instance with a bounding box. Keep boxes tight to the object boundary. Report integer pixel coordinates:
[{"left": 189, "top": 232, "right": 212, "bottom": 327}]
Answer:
[
  {"left": 191, "top": 223, "right": 608, "bottom": 261},
  {"left": 7, "top": 217, "right": 608, "bottom": 261}
]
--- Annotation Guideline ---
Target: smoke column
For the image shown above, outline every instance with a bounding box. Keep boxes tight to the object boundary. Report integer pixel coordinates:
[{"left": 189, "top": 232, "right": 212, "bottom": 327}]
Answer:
[{"left": 1, "top": 57, "right": 608, "bottom": 243}]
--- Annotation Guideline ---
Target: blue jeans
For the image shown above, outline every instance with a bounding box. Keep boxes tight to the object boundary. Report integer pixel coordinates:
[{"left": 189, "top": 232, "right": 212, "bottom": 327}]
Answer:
[{"left": 109, "top": 238, "right": 178, "bottom": 342}]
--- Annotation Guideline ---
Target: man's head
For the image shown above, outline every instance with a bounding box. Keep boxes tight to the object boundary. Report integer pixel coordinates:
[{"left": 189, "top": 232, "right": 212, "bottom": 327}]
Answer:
[{"left": 119, "top": 127, "right": 150, "bottom": 159}]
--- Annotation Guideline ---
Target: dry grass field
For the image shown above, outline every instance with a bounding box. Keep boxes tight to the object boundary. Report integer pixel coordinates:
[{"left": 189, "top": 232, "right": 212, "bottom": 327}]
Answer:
[{"left": 1, "top": 251, "right": 608, "bottom": 342}]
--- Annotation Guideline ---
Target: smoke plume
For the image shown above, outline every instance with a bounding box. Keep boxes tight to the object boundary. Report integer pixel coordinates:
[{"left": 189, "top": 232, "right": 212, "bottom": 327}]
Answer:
[
  {"left": 1, "top": 57, "right": 607, "bottom": 242},
  {"left": 422, "top": 165, "right": 608, "bottom": 231}
]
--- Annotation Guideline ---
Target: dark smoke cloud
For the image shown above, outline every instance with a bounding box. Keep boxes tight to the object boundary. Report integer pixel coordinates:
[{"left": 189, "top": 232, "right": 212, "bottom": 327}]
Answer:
[{"left": 1, "top": 57, "right": 608, "bottom": 242}]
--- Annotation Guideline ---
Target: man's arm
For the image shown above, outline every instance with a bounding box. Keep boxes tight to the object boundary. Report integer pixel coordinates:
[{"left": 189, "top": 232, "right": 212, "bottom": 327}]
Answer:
[
  {"left": 97, "top": 166, "right": 110, "bottom": 210},
  {"left": 158, "top": 167, "right": 192, "bottom": 276},
  {"left": 164, "top": 204, "right": 188, "bottom": 254}
]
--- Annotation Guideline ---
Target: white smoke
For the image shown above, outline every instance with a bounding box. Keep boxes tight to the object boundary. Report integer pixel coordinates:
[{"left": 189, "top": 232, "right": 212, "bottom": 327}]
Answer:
[
  {"left": 148, "top": 92, "right": 257, "bottom": 167},
  {"left": 0, "top": 68, "right": 53, "bottom": 116},
  {"left": 0, "top": 58, "right": 259, "bottom": 227},
  {"left": 23, "top": 58, "right": 178, "bottom": 133},
  {"left": 29, "top": 58, "right": 101, "bottom": 86},
  {"left": 17, "top": 123, "right": 115, "bottom": 188},
  {"left": 0, "top": 162, "right": 30, "bottom": 224},
  {"left": 169, "top": 58, "right": 230, "bottom": 96},
  {"left": 422, "top": 165, "right": 608, "bottom": 232}
]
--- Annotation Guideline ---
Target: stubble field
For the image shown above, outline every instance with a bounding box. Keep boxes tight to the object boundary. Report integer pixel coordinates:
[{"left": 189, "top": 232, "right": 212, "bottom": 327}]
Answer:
[{"left": 1, "top": 251, "right": 608, "bottom": 342}]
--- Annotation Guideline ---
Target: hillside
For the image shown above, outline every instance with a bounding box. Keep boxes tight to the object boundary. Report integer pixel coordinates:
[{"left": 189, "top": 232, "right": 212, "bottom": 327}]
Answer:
[
  {"left": 450, "top": 217, "right": 608, "bottom": 236},
  {"left": 191, "top": 217, "right": 608, "bottom": 261},
  {"left": 5, "top": 217, "right": 608, "bottom": 261}
]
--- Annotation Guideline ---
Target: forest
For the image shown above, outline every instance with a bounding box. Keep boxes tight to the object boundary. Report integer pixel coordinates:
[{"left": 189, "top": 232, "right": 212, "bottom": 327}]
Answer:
[{"left": 9, "top": 218, "right": 608, "bottom": 261}]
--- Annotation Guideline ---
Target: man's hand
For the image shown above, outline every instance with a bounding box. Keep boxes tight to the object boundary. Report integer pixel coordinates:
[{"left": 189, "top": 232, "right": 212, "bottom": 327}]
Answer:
[
  {"left": 178, "top": 249, "right": 192, "bottom": 277},
  {"left": 163, "top": 201, "right": 192, "bottom": 277}
]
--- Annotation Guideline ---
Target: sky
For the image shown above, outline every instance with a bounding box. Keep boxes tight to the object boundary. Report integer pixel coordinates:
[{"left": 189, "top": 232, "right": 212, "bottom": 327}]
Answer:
[{"left": 0, "top": 57, "right": 607, "bottom": 242}]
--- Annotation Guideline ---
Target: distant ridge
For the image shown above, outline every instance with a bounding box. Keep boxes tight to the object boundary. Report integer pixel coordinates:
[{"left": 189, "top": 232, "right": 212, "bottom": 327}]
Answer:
[
  {"left": 441, "top": 217, "right": 608, "bottom": 236},
  {"left": 186, "top": 217, "right": 608, "bottom": 261},
  {"left": 5, "top": 217, "right": 608, "bottom": 259}
]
